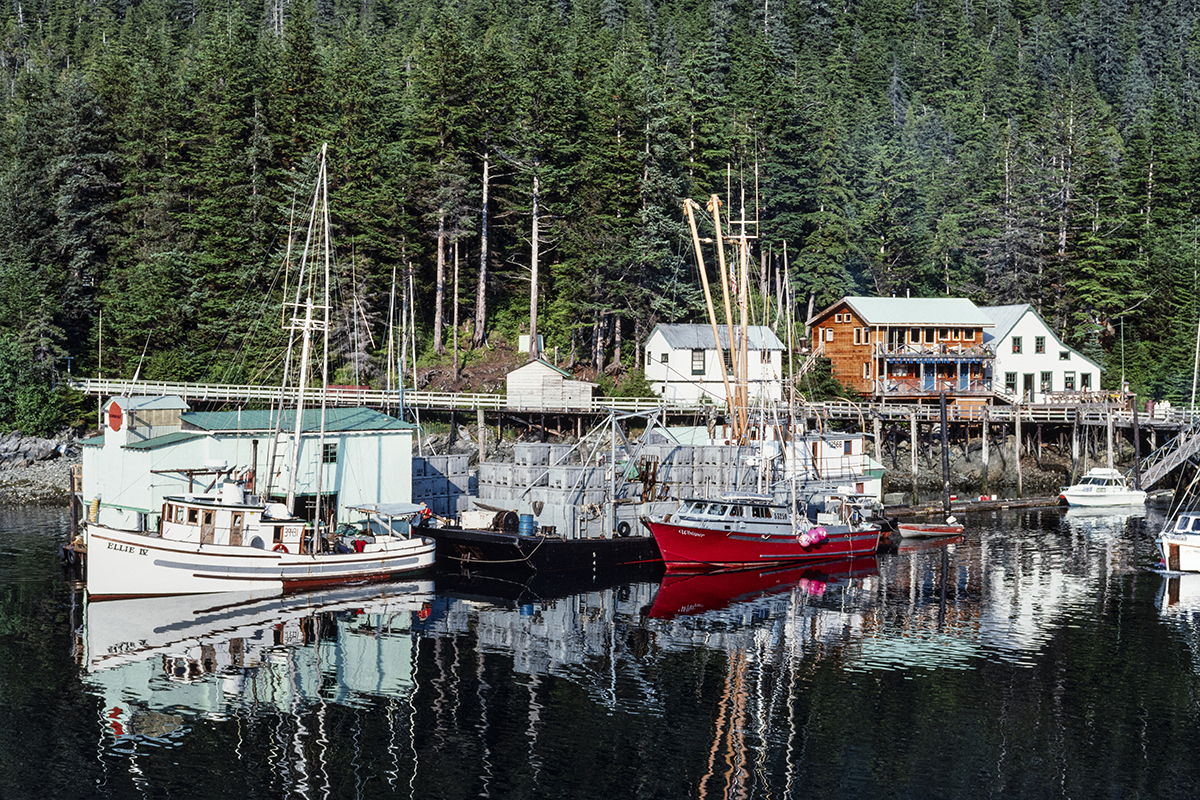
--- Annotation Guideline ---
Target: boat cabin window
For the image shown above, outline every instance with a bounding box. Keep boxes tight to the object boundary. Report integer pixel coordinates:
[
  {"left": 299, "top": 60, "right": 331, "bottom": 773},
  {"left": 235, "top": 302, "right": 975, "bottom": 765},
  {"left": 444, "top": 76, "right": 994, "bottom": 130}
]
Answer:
[
  {"left": 752, "top": 506, "right": 771, "bottom": 518},
  {"left": 711, "top": 505, "right": 728, "bottom": 516},
  {"left": 1192, "top": 518, "right": 1200, "bottom": 532},
  {"left": 187, "top": 508, "right": 199, "bottom": 524},
  {"left": 729, "top": 506, "right": 743, "bottom": 517}
]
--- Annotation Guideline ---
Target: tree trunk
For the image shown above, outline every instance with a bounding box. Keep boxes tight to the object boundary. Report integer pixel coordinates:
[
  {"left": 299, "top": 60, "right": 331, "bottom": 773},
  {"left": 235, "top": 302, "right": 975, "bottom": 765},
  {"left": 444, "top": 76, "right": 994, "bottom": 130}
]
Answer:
[
  {"left": 613, "top": 314, "right": 622, "bottom": 370},
  {"left": 473, "top": 152, "right": 490, "bottom": 347},
  {"left": 433, "top": 208, "right": 446, "bottom": 354},
  {"left": 528, "top": 172, "right": 540, "bottom": 361}
]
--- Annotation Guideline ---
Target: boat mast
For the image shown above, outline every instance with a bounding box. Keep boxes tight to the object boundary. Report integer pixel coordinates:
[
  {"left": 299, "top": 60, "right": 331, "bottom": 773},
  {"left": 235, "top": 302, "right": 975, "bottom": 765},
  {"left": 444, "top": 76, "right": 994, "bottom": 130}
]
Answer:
[{"left": 285, "top": 144, "right": 332, "bottom": 516}]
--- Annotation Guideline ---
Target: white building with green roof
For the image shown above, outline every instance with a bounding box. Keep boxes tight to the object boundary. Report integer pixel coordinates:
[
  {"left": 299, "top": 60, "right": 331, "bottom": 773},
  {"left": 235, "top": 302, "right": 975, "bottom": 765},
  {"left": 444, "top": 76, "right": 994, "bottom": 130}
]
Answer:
[{"left": 81, "top": 396, "right": 415, "bottom": 531}]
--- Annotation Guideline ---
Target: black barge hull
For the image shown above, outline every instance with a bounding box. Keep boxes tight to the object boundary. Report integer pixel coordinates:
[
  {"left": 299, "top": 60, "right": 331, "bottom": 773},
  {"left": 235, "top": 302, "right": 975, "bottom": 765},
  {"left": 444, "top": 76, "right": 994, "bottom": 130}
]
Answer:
[{"left": 422, "top": 526, "right": 662, "bottom": 572}]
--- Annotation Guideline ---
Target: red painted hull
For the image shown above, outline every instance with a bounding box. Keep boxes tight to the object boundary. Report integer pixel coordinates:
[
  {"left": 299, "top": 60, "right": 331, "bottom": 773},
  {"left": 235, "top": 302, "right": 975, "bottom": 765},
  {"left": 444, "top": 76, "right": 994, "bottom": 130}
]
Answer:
[
  {"left": 643, "top": 519, "right": 880, "bottom": 569},
  {"left": 648, "top": 556, "right": 879, "bottom": 618}
]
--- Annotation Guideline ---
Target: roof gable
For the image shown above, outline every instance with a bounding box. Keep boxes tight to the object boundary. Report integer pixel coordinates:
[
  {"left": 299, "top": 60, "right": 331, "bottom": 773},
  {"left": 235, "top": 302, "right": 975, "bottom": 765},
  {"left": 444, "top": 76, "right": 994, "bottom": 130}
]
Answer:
[{"left": 978, "top": 304, "right": 1032, "bottom": 342}]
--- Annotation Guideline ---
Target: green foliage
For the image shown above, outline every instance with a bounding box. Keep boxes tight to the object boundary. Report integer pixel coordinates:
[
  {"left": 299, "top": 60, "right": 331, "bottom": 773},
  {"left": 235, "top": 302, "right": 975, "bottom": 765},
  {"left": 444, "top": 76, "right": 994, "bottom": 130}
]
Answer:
[
  {"left": 596, "top": 368, "right": 657, "bottom": 400},
  {"left": 0, "top": 0, "right": 1197, "bottom": 398}
]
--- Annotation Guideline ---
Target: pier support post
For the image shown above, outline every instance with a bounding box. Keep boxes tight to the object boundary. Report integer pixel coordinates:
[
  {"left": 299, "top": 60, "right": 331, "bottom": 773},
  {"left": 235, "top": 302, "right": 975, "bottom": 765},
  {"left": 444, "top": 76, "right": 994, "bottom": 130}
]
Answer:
[
  {"left": 1132, "top": 396, "right": 1142, "bottom": 489},
  {"left": 910, "top": 410, "right": 919, "bottom": 501},
  {"left": 873, "top": 415, "right": 882, "bottom": 462},
  {"left": 1014, "top": 405, "right": 1023, "bottom": 497},
  {"left": 1107, "top": 412, "right": 1115, "bottom": 470},
  {"left": 478, "top": 408, "right": 486, "bottom": 464},
  {"left": 1071, "top": 411, "right": 1080, "bottom": 482},
  {"left": 981, "top": 406, "right": 990, "bottom": 494},
  {"left": 940, "top": 393, "right": 951, "bottom": 517}
]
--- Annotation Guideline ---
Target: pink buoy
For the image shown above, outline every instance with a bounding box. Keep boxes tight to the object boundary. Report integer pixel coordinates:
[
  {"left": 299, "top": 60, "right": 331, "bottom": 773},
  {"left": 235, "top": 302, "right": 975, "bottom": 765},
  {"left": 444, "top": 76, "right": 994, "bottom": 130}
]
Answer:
[
  {"left": 798, "top": 533, "right": 813, "bottom": 547},
  {"left": 810, "top": 526, "right": 827, "bottom": 542}
]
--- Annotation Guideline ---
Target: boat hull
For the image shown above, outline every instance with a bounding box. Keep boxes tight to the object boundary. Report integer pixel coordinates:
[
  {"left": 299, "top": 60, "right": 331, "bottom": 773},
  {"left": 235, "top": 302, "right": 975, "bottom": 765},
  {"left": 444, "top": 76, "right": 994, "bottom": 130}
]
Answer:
[
  {"left": 85, "top": 524, "right": 436, "bottom": 600},
  {"left": 417, "top": 526, "right": 662, "bottom": 572},
  {"left": 1159, "top": 534, "right": 1200, "bottom": 572},
  {"left": 643, "top": 518, "right": 880, "bottom": 569},
  {"left": 898, "top": 523, "right": 965, "bottom": 538},
  {"left": 1059, "top": 490, "right": 1147, "bottom": 507}
]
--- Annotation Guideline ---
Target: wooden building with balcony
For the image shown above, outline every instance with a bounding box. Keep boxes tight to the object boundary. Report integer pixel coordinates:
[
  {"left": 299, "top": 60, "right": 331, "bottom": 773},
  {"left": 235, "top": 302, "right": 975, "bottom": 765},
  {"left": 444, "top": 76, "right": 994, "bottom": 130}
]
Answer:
[{"left": 809, "top": 296, "right": 996, "bottom": 404}]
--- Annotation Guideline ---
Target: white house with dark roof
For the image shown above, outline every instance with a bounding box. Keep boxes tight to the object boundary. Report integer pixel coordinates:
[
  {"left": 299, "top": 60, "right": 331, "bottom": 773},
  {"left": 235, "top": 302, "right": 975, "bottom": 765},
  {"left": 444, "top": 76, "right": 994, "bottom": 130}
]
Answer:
[
  {"left": 980, "top": 304, "right": 1102, "bottom": 403},
  {"left": 81, "top": 396, "right": 415, "bottom": 531},
  {"left": 505, "top": 358, "right": 597, "bottom": 409},
  {"left": 643, "top": 323, "right": 785, "bottom": 404}
]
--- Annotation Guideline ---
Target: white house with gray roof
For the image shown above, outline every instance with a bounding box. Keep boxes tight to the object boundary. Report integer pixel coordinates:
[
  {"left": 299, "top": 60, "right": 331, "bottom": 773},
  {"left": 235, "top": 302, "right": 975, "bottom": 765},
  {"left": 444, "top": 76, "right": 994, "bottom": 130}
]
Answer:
[
  {"left": 81, "top": 396, "right": 415, "bottom": 531},
  {"left": 643, "top": 323, "right": 785, "bottom": 404},
  {"left": 981, "top": 304, "right": 1102, "bottom": 403}
]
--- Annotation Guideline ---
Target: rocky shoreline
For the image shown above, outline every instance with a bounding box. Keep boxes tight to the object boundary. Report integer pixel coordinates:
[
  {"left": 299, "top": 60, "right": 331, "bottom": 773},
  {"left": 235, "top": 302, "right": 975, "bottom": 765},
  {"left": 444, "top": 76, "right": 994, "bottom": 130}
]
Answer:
[{"left": 0, "top": 431, "right": 82, "bottom": 506}]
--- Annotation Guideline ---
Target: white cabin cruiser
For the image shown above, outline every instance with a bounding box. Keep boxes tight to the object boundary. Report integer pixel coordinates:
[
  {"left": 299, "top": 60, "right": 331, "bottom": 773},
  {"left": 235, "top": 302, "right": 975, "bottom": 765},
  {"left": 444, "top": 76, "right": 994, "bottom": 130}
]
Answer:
[{"left": 1059, "top": 468, "right": 1147, "bottom": 507}]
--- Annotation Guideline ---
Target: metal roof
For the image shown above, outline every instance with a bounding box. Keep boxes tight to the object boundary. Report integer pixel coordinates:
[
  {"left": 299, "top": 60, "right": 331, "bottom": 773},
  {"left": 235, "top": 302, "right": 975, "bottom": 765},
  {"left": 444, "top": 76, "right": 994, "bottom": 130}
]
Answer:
[
  {"left": 648, "top": 323, "right": 785, "bottom": 350},
  {"left": 182, "top": 407, "right": 415, "bottom": 433},
  {"left": 105, "top": 395, "right": 191, "bottom": 411},
  {"left": 813, "top": 297, "right": 995, "bottom": 327},
  {"left": 978, "top": 304, "right": 1030, "bottom": 342},
  {"left": 123, "top": 431, "right": 205, "bottom": 450}
]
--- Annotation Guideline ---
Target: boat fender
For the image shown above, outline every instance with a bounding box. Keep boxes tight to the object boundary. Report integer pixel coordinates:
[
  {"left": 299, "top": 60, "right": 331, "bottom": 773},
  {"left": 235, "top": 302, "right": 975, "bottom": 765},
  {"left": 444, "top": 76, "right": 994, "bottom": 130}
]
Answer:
[
  {"left": 273, "top": 543, "right": 288, "bottom": 553},
  {"left": 810, "top": 526, "right": 828, "bottom": 542},
  {"left": 617, "top": 521, "right": 631, "bottom": 538},
  {"left": 798, "top": 532, "right": 813, "bottom": 546}
]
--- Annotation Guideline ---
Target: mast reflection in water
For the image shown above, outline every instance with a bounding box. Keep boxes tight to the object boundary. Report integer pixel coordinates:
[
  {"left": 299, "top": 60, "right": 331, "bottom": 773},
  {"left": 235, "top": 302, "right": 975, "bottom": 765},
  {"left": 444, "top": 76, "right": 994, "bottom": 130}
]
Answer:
[{"left": 9, "top": 504, "right": 1200, "bottom": 797}]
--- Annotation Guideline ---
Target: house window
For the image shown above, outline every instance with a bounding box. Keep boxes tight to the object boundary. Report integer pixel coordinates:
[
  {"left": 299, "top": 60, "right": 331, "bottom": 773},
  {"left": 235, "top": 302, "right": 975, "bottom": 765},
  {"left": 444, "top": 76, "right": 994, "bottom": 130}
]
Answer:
[
  {"left": 1012, "top": 336, "right": 1023, "bottom": 354},
  {"left": 963, "top": 329, "right": 974, "bottom": 341},
  {"left": 691, "top": 349, "right": 705, "bottom": 375},
  {"left": 835, "top": 313, "right": 843, "bottom": 323},
  {"left": 1064, "top": 372, "right": 1076, "bottom": 391},
  {"left": 760, "top": 350, "right": 770, "bottom": 362},
  {"left": 862, "top": 362, "right": 870, "bottom": 379},
  {"left": 1034, "top": 336, "right": 1045, "bottom": 354},
  {"left": 953, "top": 329, "right": 961, "bottom": 340},
  {"left": 825, "top": 328, "right": 833, "bottom": 342},
  {"left": 862, "top": 327, "right": 871, "bottom": 344},
  {"left": 1005, "top": 372, "right": 1017, "bottom": 393},
  {"left": 910, "top": 328, "right": 920, "bottom": 343},
  {"left": 323, "top": 442, "right": 338, "bottom": 464},
  {"left": 660, "top": 352, "right": 668, "bottom": 364},
  {"left": 1081, "top": 373, "right": 1092, "bottom": 390},
  {"left": 1040, "top": 371, "right": 1052, "bottom": 392},
  {"left": 1059, "top": 351, "right": 1070, "bottom": 361},
  {"left": 939, "top": 328, "right": 950, "bottom": 341},
  {"left": 853, "top": 328, "right": 861, "bottom": 345}
]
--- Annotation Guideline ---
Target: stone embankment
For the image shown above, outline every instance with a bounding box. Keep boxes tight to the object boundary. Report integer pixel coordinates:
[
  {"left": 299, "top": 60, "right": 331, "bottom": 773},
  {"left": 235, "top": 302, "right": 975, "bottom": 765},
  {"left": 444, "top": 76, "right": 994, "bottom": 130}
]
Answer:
[
  {"left": 0, "top": 430, "right": 82, "bottom": 505},
  {"left": 878, "top": 433, "right": 1136, "bottom": 497}
]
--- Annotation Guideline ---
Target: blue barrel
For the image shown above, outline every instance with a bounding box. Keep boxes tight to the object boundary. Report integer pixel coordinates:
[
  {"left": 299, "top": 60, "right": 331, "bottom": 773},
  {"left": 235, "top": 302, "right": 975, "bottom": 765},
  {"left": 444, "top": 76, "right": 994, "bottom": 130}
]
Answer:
[{"left": 518, "top": 514, "right": 536, "bottom": 536}]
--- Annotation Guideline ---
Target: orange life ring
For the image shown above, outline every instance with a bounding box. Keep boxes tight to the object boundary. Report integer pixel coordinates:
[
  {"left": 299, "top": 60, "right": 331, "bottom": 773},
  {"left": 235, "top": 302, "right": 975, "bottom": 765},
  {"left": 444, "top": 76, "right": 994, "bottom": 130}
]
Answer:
[{"left": 273, "top": 543, "right": 288, "bottom": 553}]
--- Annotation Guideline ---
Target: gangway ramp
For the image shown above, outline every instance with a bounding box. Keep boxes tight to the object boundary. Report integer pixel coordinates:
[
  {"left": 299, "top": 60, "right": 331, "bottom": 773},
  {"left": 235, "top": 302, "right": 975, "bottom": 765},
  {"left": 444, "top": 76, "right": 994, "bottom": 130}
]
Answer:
[{"left": 1140, "top": 427, "right": 1200, "bottom": 489}]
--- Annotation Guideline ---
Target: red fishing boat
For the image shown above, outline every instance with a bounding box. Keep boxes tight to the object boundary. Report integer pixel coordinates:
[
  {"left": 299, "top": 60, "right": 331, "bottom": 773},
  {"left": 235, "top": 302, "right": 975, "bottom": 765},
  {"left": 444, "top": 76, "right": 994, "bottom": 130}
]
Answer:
[{"left": 640, "top": 493, "right": 882, "bottom": 570}]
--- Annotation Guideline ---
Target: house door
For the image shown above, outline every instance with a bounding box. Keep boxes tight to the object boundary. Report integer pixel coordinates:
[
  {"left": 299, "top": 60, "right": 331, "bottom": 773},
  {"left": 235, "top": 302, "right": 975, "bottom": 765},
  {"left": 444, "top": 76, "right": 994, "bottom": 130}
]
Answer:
[{"left": 1022, "top": 373, "right": 1035, "bottom": 401}]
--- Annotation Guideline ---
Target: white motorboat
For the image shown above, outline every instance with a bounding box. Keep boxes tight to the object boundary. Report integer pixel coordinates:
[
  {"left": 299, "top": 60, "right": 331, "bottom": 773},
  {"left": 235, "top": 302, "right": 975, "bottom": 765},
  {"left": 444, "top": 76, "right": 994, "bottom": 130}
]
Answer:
[{"left": 1058, "top": 468, "right": 1147, "bottom": 507}]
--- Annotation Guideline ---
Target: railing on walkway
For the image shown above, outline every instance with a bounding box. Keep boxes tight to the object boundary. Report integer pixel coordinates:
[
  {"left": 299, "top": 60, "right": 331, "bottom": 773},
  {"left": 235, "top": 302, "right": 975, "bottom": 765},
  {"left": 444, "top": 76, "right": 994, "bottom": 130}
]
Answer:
[{"left": 69, "top": 377, "right": 1200, "bottom": 429}]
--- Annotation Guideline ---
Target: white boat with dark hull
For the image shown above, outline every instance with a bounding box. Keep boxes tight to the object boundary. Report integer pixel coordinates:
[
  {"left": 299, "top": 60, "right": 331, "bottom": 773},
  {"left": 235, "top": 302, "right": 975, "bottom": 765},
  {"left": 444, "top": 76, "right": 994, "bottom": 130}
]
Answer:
[
  {"left": 86, "top": 484, "right": 435, "bottom": 600},
  {"left": 1058, "top": 468, "right": 1147, "bottom": 507}
]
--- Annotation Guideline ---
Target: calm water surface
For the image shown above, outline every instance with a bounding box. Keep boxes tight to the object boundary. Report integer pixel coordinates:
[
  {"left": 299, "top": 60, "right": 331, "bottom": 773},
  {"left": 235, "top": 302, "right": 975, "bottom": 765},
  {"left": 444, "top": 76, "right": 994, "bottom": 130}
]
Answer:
[{"left": 2, "top": 504, "right": 1199, "bottom": 799}]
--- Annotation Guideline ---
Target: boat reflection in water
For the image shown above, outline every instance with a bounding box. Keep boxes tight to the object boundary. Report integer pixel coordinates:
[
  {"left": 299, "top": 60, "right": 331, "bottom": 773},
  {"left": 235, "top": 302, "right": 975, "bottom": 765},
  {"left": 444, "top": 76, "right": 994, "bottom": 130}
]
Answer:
[
  {"left": 647, "top": 556, "right": 878, "bottom": 619},
  {"left": 80, "top": 581, "right": 434, "bottom": 742}
]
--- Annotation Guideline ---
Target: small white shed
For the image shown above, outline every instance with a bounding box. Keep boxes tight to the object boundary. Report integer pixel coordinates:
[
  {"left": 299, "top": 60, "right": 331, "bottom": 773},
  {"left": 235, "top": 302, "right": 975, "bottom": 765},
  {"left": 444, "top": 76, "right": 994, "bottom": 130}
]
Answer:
[{"left": 505, "top": 359, "right": 597, "bottom": 410}]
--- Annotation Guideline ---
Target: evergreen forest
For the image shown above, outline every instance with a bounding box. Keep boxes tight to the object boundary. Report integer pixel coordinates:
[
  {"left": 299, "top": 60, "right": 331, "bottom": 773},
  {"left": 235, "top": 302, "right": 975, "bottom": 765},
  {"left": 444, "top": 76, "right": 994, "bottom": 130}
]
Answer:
[{"left": 1, "top": 0, "right": 1199, "bottom": 434}]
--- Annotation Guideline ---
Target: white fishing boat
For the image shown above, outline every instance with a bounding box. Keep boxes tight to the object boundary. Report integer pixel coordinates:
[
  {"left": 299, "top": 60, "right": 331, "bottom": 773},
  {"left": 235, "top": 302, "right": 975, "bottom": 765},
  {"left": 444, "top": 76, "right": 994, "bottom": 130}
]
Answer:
[
  {"left": 1058, "top": 467, "right": 1147, "bottom": 507},
  {"left": 1158, "top": 509, "right": 1200, "bottom": 572},
  {"left": 84, "top": 146, "right": 435, "bottom": 599}
]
